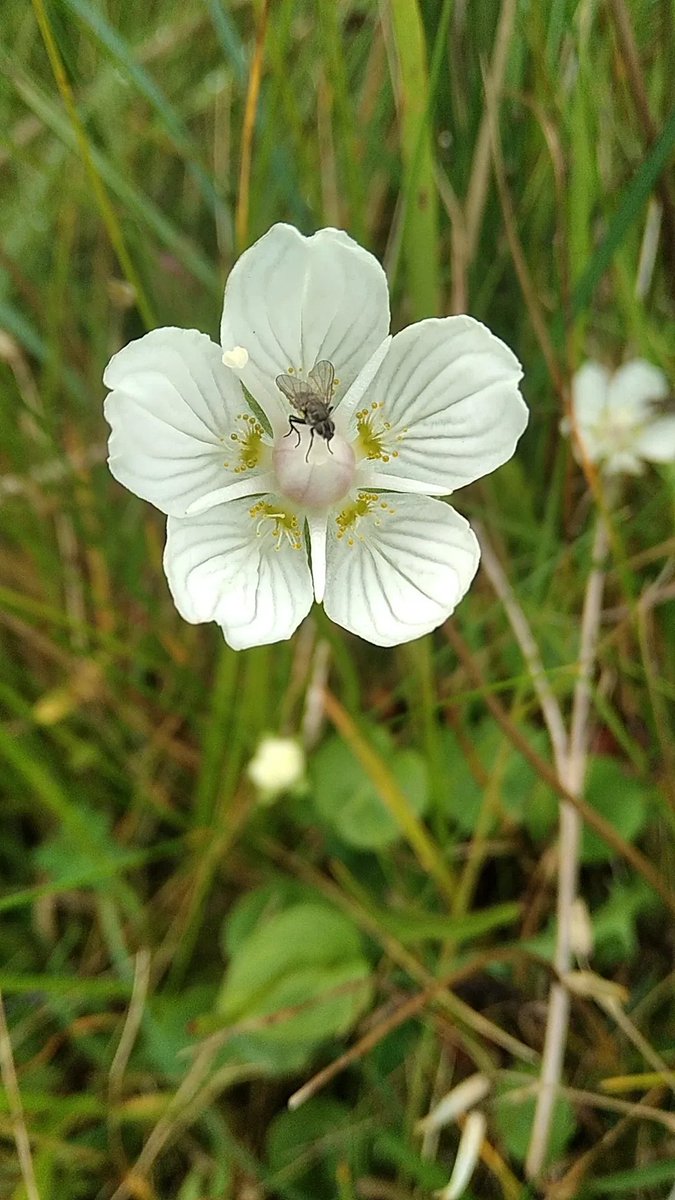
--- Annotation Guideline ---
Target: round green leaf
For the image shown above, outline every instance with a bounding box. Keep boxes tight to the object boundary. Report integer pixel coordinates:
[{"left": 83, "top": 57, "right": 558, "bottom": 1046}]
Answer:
[
  {"left": 217, "top": 903, "right": 372, "bottom": 1070},
  {"left": 581, "top": 756, "right": 650, "bottom": 864},
  {"left": 311, "top": 730, "right": 428, "bottom": 849},
  {"left": 266, "top": 1098, "right": 353, "bottom": 1182},
  {"left": 494, "top": 1073, "right": 576, "bottom": 1165}
]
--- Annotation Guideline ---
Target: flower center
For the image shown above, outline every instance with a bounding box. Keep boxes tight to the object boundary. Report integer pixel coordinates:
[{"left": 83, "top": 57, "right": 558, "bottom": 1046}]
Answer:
[
  {"left": 273, "top": 429, "right": 356, "bottom": 510},
  {"left": 249, "top": 500, "right": 303, "bottom": 550},
  {"left": 595, "top": 405, "right": 648, "bottom": 459},
  {"left": 223, "top": 413, "right": 266, "bottom": 473},
  {"left": 335, "top": 492, "right": 396, "bottom": 546},
  {"left": 355, "top": 401, "right": 404, "bottom": 463}
]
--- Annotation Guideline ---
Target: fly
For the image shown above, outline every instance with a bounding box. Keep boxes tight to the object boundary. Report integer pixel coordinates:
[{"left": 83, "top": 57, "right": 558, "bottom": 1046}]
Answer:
[{"left": 276, "top": 359, "right": 336, "bottom": 462}]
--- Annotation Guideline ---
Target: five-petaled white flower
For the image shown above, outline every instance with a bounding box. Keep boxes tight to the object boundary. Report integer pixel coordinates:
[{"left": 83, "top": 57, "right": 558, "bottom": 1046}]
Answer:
[
  {"left": 566, "top": 359, "right": 674, "bottom": 476},
  {"left": 104, "top": 224, "right": 528, "bottom": 648}
]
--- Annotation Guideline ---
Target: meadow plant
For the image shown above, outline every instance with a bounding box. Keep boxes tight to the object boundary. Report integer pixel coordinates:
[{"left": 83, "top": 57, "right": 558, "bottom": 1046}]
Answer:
[
  {"left": 104, "top": 224, "right": 528, "bottom": 647},
  {"left": 1, "top": 1, "right": 674, "bottom": 1198}
]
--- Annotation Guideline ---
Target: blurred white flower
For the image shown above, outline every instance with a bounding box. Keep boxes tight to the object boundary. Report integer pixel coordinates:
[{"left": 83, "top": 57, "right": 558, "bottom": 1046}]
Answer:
[
  {"left": 565, "top": 359, "right": 673, "bottom": 475},
  {"left": 247, "top": 735, "right": 305, "bottom": 799},
  {"left": 104, "top": 224, "right": 528, "bottom": 648}
]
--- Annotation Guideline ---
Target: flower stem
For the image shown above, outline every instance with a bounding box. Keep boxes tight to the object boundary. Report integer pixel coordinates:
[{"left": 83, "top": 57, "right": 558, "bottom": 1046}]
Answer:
[{"left": 525, "top": 512, "right": 610, "bottom": 1179}]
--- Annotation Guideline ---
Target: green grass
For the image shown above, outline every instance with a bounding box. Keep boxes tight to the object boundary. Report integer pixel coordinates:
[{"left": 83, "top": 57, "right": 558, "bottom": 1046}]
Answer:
[{"left": 1, "top": 1, "right": 674, "bottom": 1197}]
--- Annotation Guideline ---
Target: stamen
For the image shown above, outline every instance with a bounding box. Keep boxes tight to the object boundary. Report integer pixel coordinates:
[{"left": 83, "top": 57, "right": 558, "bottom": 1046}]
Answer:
[
  {"left": 335, "top": 492, "right": 395, "bottom": 546},
  {"left": 249, "top": 500, "right": 303, "bottom": 551},
  {"left": 223, "top": 413, "right": 265, "bottom": 473},
  {"left": 355, "top": 401, "right": 405, "bottom": 463}
]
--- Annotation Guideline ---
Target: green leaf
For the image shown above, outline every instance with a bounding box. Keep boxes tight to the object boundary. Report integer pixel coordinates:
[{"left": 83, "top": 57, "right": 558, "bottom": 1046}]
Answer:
[
  {"left": 140, "top": 987, "right": 217, "bottom": 1080},
  {"left": 378, "top": 900, "right": 521, "bottom": 944},
  {"left": 311, "top": 729, "right": 429, "bottom": 850},
  {"left": 35, "top": 805, "right": 128, "bottom": 885},
  {"left": 374, "top": 1131, "right": 447, "bottom": 1191},
  {"left": 214, "top": 903, "right": 372, "bottom": 1072},
  {"left": 580, "top": 1159, "right": 675, "bottom": 1195},
  {"left": 221, "top": 880, "right": 309, "bottom": 959},
  {"left": 266, "top": 1098, "right": 358, "bottom": 1187},
  {"left": 590, "top": 879, "right": 657, "bottom": 967},
  {"left": 581, "top": 757, "right": 651, "bottom": 865},
  {"left": 494, "top": 1073, "right": 576, "bottom": 1165},
  {"left": 440, "top": 724, "right": 557, "bottom": 841}
]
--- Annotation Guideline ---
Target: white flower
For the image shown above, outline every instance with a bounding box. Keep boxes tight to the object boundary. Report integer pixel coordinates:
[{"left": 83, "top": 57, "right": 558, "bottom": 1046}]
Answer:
[
  {"left": 104, "top": 224, "right": 528, "bottom": 648},
  {"left": 247, "top": 735, "right": 305, "bottom": 799},
  {"left": 566, "top": 359, "right": 674, "bottom": 475}
]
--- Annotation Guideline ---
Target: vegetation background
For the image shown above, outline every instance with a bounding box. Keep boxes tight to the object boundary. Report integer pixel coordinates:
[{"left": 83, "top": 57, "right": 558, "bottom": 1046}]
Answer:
[{"left": 1, "top": 0, "right": 674, "bottom": 1197}]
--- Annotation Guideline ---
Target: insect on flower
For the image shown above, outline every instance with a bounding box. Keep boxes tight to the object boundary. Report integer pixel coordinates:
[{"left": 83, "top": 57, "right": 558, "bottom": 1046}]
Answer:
[{"left": 276, "top": 359, "right": 336, "bottom": 462}]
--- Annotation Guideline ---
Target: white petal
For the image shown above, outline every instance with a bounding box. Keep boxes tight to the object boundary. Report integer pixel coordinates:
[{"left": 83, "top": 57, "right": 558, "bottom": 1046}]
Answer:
[
  {"left": 362, "top": 469, "right": 448, "bottom": 495},
  {"left": 634, "top": 415, "right": 675, "bottom": 464},
  {"left": 323, "top": 494, "right": 480, "bottom": 647},
  {"left": 333, "top": 335, "right": 392, "bottom": 427},
  {"left": 186, "top": 470, "right": 277, "bottom": 515},
  {"left": 104, "top": 328, "right": 270, "bottom": 516},
  {"left": 163, "top": 498, "right": 314, "bottom": 650},
  {"left": 307, "top": 512, "right": 328, "bottom": 602},
  {"left": 608, "top": 359, "right": 669, "bottom": 418},
  {"left": 354, "top": 317, "right": 527, "bottom": 495},
  {"left": 220, "top": 224, "right": 390, "bottom": 429},
  {"left": 571, "top": 361, "right": 611, "bottom": 426}
]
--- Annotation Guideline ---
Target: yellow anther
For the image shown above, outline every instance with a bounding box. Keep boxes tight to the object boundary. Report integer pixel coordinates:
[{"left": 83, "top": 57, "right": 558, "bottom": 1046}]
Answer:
[
  {"left": 355, "top": 404, "right": 403, "bottom": 463},
  {"left": 248, "top": 501, "right": 303, "bottom": 551},
  {"left": 335, "top": 492, "right": 395, "bottom": 542},
  {"left": 223, "top": 413, "right": 265, "bottom": 473}
]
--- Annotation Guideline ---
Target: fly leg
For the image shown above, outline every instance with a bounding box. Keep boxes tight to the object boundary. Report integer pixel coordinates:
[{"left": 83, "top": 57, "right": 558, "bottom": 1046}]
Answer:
[{"left": 284, "top": 415, "right": 306, "bottom": 449}]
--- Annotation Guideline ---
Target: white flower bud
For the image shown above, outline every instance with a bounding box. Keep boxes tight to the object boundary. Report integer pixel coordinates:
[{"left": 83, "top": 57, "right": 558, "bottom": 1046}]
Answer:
[{"left": 247, "top": 735, "right": 305, "bottom": 800}]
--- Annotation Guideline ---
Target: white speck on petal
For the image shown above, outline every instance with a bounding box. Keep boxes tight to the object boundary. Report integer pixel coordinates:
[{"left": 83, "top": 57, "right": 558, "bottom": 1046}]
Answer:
[{"left": 222, "top": 346, "right": 250, "bottom": 369}]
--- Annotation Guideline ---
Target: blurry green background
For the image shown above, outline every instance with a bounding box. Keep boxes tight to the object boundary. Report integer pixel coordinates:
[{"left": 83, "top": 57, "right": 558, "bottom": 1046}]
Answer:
[{"left": 1, "top": 1, "right": 674, "bottom": 1197}]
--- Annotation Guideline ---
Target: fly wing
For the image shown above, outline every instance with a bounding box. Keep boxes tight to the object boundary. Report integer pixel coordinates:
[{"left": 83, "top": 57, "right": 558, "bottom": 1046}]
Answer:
[
  {"left": 276, "top": 373, "right": 313, "bottom": 410},
  {"left": 307, "top": 359, "right": 335, "bottom": 401}
]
